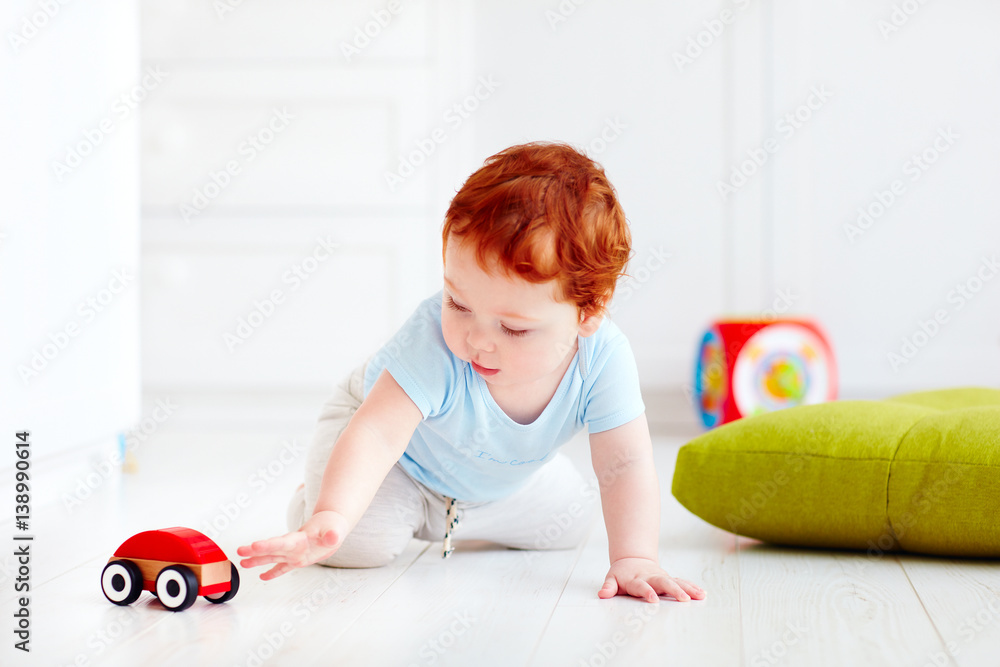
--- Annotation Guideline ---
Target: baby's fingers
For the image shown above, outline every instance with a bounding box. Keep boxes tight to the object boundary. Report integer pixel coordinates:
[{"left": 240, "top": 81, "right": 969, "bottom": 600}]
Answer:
[
  {"left": 239, "top": 554, "right": 289, "bottom": 569},
  {"left": 260, "top": 562, "right": 294, "bottom": 581},
  {"left": 236, "top": 539, "right": 277, "bottom": 558},
  {"left": 598, "top": 576, "right": 619, "bottom": 599},
  {"left": 648, "top": 575, "right": 702, "bottom": 602},
  {"left": 672, "top": 578, "right": 707, "bottom": 600},
  {"left": 316, "top": 528, "right": 342, "bottom": 548},
  {"left": 624, "top": 577, "right": 662, "bottom": 604},
  {"left": 238, "top": 533, "right": 302, "bottom": 559}
]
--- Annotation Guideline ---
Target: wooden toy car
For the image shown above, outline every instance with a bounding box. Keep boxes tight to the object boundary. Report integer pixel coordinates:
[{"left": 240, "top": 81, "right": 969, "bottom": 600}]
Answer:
[{"left": 101, "top": 527, "right": 239, "bottom": 611}]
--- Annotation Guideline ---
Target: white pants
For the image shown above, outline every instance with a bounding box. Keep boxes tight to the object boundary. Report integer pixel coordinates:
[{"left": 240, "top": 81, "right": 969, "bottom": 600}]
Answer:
[{"left": 287, "top": 361, "right": 598, "bottom": 568}]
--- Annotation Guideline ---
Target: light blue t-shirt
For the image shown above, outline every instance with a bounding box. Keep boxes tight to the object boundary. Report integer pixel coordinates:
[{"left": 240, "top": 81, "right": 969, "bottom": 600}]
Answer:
[{"left": 363, "top": 291, "right": 645, "bottom": 502}]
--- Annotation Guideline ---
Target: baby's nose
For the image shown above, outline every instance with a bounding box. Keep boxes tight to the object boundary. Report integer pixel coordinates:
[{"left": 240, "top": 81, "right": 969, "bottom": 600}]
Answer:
[{"left": 466, "top": 323, "right": 495, "bottom": 352}]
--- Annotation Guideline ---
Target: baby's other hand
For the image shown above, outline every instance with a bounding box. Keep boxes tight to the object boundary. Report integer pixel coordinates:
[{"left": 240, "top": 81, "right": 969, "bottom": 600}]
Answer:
[
  {"left": 237, "top": 510, "right": 349, "bottom": 581},
  {"left": 598, "top": 557, "right": 706, "bottom": 603}
]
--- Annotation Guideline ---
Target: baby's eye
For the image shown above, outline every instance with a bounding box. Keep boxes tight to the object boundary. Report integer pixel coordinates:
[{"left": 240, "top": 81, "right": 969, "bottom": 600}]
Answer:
[
  {"left": 447, "top": 295, "right": 527, "bottom": 337},
  {"left": 501, "top": 325, "right": 529, "bottom": 338},
  {"left": 446, "top": 296, "right": 469, "bottom": 312}
]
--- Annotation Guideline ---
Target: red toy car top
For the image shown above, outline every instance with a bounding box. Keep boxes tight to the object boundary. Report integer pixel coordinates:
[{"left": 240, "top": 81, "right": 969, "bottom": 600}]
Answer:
[{"left": 101, "top": 527, "right": 239, "bottom": 612}]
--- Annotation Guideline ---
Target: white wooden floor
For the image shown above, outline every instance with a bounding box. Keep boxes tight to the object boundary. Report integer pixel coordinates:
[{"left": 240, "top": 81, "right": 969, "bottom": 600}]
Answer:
[{"left": 4, "top": 427, "right": 1000, "bottom": 667}]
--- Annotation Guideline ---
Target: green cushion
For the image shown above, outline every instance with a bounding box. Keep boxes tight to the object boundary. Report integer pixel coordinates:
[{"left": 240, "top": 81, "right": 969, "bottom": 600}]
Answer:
[{"left": 671, "top": 388, "right": 1000, "bottom": 557}]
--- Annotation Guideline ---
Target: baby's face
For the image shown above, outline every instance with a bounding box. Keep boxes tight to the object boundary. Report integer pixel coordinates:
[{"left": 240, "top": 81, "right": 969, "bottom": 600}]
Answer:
[
  {"left": 441, "top": 237, "right": 592, "bottom": 387},
  {"left": 441, "top": 237, "right": 592, "bottom": 390}
]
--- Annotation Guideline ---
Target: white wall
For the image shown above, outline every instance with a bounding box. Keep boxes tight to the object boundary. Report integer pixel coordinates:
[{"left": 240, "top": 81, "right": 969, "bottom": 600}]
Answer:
[
  {"left": 139, "top": 0, "right": 474, "bottom": 426},
  {"left": 471, "top": 0, "right": 730, "bottom": 395},
  {"left": 473, "top": 0, "right": 1000, "bottom": 399},
  {"left": 769, "top": 1, "right": 1000, "bottom": 395},
  {"left": 136, "top": 1, "right": 1000, "bottom": 430},
  {"left": 1, "top": 1, "right": 141, "bottom": 475}
]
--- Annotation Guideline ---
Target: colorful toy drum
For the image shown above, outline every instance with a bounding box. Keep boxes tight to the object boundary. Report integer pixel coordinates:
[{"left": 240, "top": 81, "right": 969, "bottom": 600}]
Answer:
[{"left": 694, "top": 319, "right": 837, "bottom": 429}]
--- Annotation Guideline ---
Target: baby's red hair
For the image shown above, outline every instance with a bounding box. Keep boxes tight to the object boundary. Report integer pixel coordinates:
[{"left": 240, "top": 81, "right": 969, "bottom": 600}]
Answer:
[{"left": 442, "top": 142, "right": 632, "bottom": 317}]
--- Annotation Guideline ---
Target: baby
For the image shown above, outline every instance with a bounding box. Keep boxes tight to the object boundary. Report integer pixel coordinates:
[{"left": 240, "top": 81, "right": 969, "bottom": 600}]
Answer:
[{"left": 238, "top": 142, "right": 706, "bottom": 604}]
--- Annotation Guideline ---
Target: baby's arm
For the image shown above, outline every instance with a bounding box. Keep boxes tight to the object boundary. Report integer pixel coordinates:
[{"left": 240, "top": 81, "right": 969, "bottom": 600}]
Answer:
[
  {"left": 237, "top": 369, "right": 422, "bottom": 580},
  {"left": 590, "top": 413, "right": 706, "bottom": 603}
]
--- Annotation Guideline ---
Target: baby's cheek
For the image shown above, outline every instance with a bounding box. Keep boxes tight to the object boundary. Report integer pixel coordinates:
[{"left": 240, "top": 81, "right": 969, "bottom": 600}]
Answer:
[
  {"left": 440, "top": 319, "right": 462, "bottom": 358},
  {"left": 533, "top": 337, "right": 566, "bottom": 366}
]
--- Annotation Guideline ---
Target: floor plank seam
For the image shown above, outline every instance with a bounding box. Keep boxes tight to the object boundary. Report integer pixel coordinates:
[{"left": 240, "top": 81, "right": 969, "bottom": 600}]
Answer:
[
  {"left": 326, "top": 541, "right": 434, "bottom": 650},
  {"left": 524, "top": 522, "right": 595, "bottom": 667},
  {"left": 897, "top": 555, "right": 960, "bottom": 667},
  {"left": 13, "top": 433, "right": 1000, "bottom": 666},
  {"left": 1, "top": 553, "right": 105, "bottom": 607},
  {"left": 735, "top": 534, "right": 746, "bottom": 667}
]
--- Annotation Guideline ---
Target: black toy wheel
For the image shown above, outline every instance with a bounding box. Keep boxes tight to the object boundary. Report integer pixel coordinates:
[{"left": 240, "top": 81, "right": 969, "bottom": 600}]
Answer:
[
  {"left": 101, "top": 560, "right": 143, "bottom": 606},
  {"left": 205, "top": 563, "right": 240, "bottom": 604},
  {"left": 155, "top": 565, "right": 199, "bottom": 612}
]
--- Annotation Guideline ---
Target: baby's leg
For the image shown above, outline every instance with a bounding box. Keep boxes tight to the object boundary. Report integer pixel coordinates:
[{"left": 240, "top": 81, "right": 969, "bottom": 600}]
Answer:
[
  {"left": 287, "top": 360, "right": 426, "bottom": 567},
  {"left": 455, "top": 453, "right": 599, "bottom": 550}
]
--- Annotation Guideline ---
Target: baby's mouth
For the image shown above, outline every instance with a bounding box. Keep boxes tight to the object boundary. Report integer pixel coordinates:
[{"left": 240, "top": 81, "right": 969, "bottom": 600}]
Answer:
[{"left": 471, "top": 360, "right": 499, "bottom": 376}]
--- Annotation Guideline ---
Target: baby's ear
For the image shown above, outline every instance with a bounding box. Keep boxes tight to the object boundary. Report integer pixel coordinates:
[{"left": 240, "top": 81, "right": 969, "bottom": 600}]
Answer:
[{"left": 578, "top": 308, "right": 603, "bottom": 337}]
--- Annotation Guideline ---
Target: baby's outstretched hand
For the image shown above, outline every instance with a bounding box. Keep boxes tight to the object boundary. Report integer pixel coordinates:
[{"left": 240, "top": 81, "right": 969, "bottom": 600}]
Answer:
[
  {"left": 237, "top": 510, "right": 349, "bottom": 581},
  {"left": 598, "top": 557, "right": 706, "bottom": 604}
]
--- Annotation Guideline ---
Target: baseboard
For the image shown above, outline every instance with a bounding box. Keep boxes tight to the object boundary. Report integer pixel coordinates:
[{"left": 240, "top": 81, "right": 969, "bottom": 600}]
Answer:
[
  {"left": 145, "top": 386, "right": 704, "bottom": 440},
  {"left": 641, "top": 386, "right": 703, "bottom": 439},
  {"left": 140, "top": 389, "right": 328, "bottom": 434}
]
